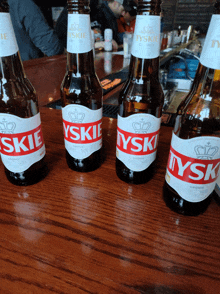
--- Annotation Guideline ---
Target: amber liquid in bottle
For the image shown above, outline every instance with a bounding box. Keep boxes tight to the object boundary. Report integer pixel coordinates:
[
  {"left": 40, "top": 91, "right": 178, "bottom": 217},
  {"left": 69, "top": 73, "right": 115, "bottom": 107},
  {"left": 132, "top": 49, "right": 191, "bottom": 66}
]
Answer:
[
  {"left": 61, "top": 0, "right": 103, "bottom": 172},
  {"left": 0, "top": 2, "right": 47, "bottom": 185},
  {"left": 163, "top": 69, "right": 220, "bottom": 215},
  {"left": 163, "top": 1, "right": 220, "bottom": 215},
  {"left": 116, "top": 0, "right": 164, "bottom": 184}
]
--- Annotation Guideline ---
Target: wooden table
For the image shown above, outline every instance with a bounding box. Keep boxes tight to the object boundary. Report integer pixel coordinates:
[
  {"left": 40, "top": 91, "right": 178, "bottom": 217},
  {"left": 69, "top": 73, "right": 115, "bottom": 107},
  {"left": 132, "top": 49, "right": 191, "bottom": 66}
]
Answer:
[
  {"left": 1, "top": 48, "right": 220, "bottom": 293},
  {"left": 0, "top": 107, "right": 219, "bottom": 293},
  {"left": 23, "top": 52, "right": 125, "bottom": 107}
]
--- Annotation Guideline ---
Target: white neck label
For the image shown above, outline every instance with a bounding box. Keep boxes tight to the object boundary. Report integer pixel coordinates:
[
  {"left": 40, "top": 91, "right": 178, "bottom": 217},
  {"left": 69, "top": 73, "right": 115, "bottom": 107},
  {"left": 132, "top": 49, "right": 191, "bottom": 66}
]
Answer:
[
  {"left": 200, "top": 15, "right": 220, "bottom": 70},
  {"left": 67, "top": 14, "right": 93, "bottom": 54},
  {"left": 0, "top": 13, "right": 18, "bottom": 57},
  {"left": 131, "top": 15, "right": 160, "bottom": 59}
]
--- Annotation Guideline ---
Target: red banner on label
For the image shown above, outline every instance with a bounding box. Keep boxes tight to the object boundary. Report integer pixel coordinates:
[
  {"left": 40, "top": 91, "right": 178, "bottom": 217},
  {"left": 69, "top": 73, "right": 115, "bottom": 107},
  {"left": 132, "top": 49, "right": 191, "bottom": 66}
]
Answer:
[
  {"left": 116, "top": 127, "right": 159, "bottom": 155},
  {"left": 0, "top": 125, "right": 44, "bottom": 156},
  {"left": 63, "top": 119, "right": 102, "bottom": 144},
  {"left": 167, "top": 146, "right": 220, "bottom": 184}
]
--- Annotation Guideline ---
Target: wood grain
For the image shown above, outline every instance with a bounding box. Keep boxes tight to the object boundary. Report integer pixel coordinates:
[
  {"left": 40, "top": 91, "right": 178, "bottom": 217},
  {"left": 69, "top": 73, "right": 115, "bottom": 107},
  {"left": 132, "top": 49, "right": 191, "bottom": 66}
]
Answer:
[
  {"left": 0, "top": 108, "right": 219, "bottom": 294},
  {"left": 23, "top": 53, "right": 124, "bottom": 107}
]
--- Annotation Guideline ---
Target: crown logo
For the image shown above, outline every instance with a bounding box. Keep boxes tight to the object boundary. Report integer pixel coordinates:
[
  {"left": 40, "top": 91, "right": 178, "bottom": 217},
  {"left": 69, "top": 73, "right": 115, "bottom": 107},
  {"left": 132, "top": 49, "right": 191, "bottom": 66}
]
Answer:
[
  {"left": 132, "top": 119, "right": 151, "bottom": 134},
  {"left": 69, "top": 22, "right": 81, "bottom": 31},
  {"left": 141, "top": 25, "right": 155, "bottom": 35},
  {"left": 68, "top": 110, "right": 85, "bottom": 123},
  {"left": 194, "top": 142, "right": 219, "bottom": 160},
  {"left": 0, "top": 119, "right": 16, "bottom": 134}
]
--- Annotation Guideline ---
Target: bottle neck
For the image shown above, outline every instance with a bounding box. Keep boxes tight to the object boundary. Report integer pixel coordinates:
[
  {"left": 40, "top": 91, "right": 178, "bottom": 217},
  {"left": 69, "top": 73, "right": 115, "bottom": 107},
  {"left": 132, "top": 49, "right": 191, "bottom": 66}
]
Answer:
[
  {"left": 66, "top": 1, "right": 94, "bottom": 74},
  {"left": 66, "top": 50, "right": 95, "bottom": 75},
  {"left": 0, "top": 53, "right": 25, "bottom": 81},
  {"left": 67, "top": 0, "right": 90, "bottom": 14},
  {"left": 0, "top": 10, "right": 25, "bottom": 81},
  {"left": 137, "top": 0, "right": 161, "bottom": 15},
  {"left": 128, "top": 55, "right": 160, "bottom": 81}
]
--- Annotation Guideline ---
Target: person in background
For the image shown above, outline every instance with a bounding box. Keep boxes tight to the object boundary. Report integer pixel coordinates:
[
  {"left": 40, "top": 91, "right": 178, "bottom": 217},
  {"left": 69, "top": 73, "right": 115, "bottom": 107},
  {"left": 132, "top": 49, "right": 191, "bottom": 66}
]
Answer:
[
  {"left": 91, "top": 0, "right": 126, "bottom": 47},
  {"left": 117, "top": 0, "right": 137, "bottom": 43},
  {"left": 54, "top": 4, "right": 68, "bottom": 48},
  {"left": 8, "top": 0, "right": 64, "bottom": 61},
  {"left": 55, "top": 0, "right": 125, "bottom": 51}
]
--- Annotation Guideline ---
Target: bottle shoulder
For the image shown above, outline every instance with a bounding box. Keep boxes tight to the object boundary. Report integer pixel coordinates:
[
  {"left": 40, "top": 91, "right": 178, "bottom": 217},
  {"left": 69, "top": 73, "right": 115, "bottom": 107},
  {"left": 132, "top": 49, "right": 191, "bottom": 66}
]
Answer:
[{"left": 0, "top": 78, "right": 38, "bottom": 117}]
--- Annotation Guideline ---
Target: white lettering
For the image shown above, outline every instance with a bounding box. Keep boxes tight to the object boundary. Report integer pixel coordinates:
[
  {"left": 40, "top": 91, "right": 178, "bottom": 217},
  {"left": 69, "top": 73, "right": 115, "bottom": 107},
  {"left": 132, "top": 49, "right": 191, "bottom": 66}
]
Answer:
[
  {"left": 34, "top": 130, "right": 42, "bottom": 147},
  {"left": 143, "top": 136, "right": 154, "bottom": 152},
  {"left": 2, "top": 138, "right": 14, "bottom": 153},
  {"left": 131, "top": 137, "right": 142, "bottom": 152},
  {"left": 13, "top": 137, "right": 28, "bottom": 152},
  {"left": 169, "top": 151, "right": 191, "bottom": 176},
  {"left": 204, "top": 162, "right": 220, "bottom": 181},
  {"left": 98, "top": 122, "right": 102, "bottom": 137},
  {"left": 118, "top": 131, "right": 131, "bottom": 150},
  {"left": 81, "top": 126, "right": 92, "bottom": 141},
  {"left": 70, "top": 126, "right": 80, "bottom": 140},
  {"left": 93, "top": 125, "right": 97, "bottom": 139},
  {"left": 189, "top": 163, "right": 205, "bottom": 180},
  {"left": 28, "top": 134, "right": 34, "bottom": 150},
  {"left": 63, "top": 123, "right": 70, "bottom": 137}
]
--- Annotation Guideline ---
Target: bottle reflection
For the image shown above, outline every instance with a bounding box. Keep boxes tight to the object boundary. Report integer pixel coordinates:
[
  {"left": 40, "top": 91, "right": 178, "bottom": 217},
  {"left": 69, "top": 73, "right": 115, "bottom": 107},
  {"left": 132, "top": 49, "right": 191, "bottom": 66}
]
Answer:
[
  {"left": 104, "top": 51, "right": 112, "bottom": 74},
  {"left": 14, "top": 189, "right": 47, "bottom": 242}
]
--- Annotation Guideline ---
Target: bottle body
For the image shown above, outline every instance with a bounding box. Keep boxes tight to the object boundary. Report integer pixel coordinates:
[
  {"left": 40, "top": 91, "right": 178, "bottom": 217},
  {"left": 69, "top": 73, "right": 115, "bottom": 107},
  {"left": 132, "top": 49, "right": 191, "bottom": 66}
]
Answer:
[
  {"left": 214, "top": 175, "right": 220, "bottom": 204},
  {"left": 61, "top": 0, "right": 103, "bottom": 172},
  {"left": 0, "top": 4, "right": 47, "bottom": 185},
  {"left": 116, "top": 0, "right": 164, "bottom": 184},
  {"left": 163, "top": 12, "right": 220, "bottom": 215}
]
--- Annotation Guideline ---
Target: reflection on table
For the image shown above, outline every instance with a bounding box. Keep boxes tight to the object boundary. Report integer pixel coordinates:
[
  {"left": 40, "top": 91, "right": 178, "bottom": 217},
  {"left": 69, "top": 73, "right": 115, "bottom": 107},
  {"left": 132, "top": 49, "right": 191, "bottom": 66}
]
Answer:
[{"left": 0, "top": 107, "right": 219, "bottom": 293}]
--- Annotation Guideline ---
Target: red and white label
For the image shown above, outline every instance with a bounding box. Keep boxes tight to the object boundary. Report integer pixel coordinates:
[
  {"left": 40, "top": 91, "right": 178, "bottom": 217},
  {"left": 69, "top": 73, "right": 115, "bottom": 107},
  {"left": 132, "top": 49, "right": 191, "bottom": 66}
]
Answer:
[
  {"left": 165, "top": 133, "right": 220, "bottom": 202},
  {"left": 62, "top": 105, "right": 102, "bottom": 159},
  {"left": 0, "top": 113, "right": 46, "bottom": 172},
  {"left": 116, "top": 114, "right": 161, "bottom": 171}
]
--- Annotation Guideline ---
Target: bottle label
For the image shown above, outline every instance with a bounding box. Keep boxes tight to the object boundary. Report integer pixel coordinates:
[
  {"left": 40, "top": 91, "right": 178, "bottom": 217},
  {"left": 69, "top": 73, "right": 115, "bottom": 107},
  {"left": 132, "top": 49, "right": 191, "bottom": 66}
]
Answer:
[
  {"left": 131, "top": 15, "right": 160, "bottom": 59},
  {"left": 116, "top": 114, "right": 161, "bottom": 171},
  {"left": 0, "top": 113, "right": 46, "bottom": 173},
  {"left": 0, "top": 13, "right": 19, "bottom": 57},
  {"left": 200, "top": 15, "right": 220, "bottom": 70},
  {"left": 165, "top": 133, "right": 220, "bottom": 202},
  {"left": 62, "top": 105, "right": 102, "bottom": 159},
  {"left": 67, "top": 14, "right": 93, "bottom": 54}
]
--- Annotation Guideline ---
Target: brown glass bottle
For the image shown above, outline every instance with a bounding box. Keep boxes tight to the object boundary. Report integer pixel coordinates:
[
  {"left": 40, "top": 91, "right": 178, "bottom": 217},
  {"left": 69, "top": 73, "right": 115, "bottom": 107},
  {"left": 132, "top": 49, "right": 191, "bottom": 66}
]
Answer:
[
  {"left": 0, "top": 1, "right": 47, "bottom": 186},
  {"left": 116, "top": 0, "right": 164, "bottom": 184},
  {"left": 60, "top": 0, "right": 103, "bottom": 172},
  {"left": 163, "top": 1, "right": 220, "bottom": 215}
]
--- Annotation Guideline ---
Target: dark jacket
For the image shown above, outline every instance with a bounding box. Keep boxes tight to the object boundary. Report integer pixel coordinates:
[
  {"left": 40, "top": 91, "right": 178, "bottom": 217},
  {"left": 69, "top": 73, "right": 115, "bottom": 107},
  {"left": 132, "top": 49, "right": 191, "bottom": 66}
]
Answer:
[
  {"left": 92, "top": 2, "right": 122, "bottom": 45},
  {"left": 8, "top": 0, "right": 64, "bottom": 61}
]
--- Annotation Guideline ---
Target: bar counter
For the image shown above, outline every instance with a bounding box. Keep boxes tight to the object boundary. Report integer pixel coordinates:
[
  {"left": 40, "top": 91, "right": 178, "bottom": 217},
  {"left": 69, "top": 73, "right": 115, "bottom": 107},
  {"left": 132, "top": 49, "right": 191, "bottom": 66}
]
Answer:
[
  {"left": 0, "top": 107, "right": 220, "bottom": 293},
  {"left": 1, "top": 49, "right": 220, "bottom": 293}
]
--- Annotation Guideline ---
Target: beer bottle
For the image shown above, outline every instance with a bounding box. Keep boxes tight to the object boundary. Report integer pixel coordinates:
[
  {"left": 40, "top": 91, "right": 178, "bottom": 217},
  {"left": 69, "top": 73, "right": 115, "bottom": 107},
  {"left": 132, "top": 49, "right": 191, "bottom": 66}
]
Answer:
[
  {"left": 61, "top": 0, "right": 103, "bottom": 172},
  {"left": 116, "top": 0, "right": 164, "bottom": 184},
  {"left": 0, "top": 0, "right": 47, "bottom": 186},
  {"left": 163, "top": 0, "right": 220, "bottom": 216},
  {"left": 214, "top": 175, "right": 220, "bottom": 205}
]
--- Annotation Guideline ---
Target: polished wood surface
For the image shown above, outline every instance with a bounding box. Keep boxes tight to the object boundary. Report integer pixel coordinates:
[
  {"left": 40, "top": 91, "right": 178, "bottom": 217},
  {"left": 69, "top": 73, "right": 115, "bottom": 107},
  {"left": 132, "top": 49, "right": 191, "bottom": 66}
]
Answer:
[
  {"left": 23, "top": 52, "right": 124, "bottom": 107},
  {"left": 0, "top": 107, "right": 220, "bottom": 293}
]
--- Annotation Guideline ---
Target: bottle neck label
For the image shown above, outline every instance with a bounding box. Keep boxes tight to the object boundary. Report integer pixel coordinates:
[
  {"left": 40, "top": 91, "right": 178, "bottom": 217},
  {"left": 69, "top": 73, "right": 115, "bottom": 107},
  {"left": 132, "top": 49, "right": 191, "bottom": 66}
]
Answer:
[
  {"left": 0, "top": 113, "right": 45, "bottom": 173},
  {"left": 131, "top": 15, "right": 160, "bottom": 59},
  {"left": 200, "top": 15, "right": 220, "bottom": 70},
  {"left": 62, "top": 105, "right": 102, "bottom": 159},
  {"left": 67, "top": 14, "right": 93, "bottom": 54},
  {"left": 116, "top": 114, "right": 161, "bottom": 171},
  {"left": 0, "top": 13, "right": 19, "bottom": 57},
  {"left": 165, "top": 133, "right": 220, "bottom": 202}
]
